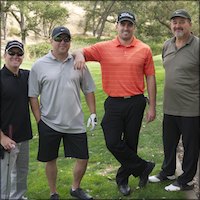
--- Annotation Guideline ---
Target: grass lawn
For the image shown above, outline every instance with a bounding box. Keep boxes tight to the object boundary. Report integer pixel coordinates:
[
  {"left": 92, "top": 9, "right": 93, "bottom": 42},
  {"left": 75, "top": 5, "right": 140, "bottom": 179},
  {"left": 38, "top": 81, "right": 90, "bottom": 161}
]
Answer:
[{"left": 19, "top": 54, "right": 186, "bottom": 199}]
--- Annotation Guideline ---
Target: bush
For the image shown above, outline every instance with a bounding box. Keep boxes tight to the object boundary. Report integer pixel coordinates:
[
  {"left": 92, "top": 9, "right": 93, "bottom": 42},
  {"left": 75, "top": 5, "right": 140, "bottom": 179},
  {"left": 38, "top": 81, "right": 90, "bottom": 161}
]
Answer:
[
  {"left": 148, "top": 42, "right": 163, "bottom": 56},
  {"left": 8, "top": 27, "right": 20, "bottom": 37},
  {"left": 27, "top": 42, "right": 51, "bottom": 59}
]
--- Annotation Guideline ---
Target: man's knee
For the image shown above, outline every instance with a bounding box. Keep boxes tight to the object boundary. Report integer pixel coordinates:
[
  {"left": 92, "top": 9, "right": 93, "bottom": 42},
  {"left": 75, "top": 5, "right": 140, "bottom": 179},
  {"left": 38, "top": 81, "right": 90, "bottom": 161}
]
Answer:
[
  {"left": 105, "top": 138, "right": 122, "bottom": 154},
  {"left": 76, "top": 159, "right": 88, "bottom": 166}
]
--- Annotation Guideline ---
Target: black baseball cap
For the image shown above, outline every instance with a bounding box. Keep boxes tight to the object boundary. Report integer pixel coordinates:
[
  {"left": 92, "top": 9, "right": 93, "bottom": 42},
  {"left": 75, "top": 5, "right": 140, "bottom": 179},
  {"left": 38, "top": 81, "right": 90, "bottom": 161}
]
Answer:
[
  {"left": 51, "top": 26, "right": 71, "bottom": 39},
  {"left": 170, "top": 9, "right": 191, "bottom": 21},
  {"left": 117, "top": 11, "right": 136, "bottom": 24},
  {"left": 5, "top": 40, "right": 24, "bottom": 52}
]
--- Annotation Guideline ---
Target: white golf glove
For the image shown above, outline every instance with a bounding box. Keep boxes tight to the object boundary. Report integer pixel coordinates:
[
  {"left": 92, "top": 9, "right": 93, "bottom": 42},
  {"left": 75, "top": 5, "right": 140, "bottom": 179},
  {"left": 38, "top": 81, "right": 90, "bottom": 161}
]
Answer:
[{"left": 87, "top": 113, "right": 97, "bottom": 131}]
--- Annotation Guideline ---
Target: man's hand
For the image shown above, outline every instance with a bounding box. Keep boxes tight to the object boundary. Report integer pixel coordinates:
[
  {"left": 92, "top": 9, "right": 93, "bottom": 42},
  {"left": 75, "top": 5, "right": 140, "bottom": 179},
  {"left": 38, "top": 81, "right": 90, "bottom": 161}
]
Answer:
[
  {"left": 87, "top": 113, "right": 97, "bottom": 131},
  {"left": 73, "top": 50, "right": 86, "bottom": 70},
  {"left": 0, "top": 132, "right": 16, "bottom": 151},
  {"left": 146, "top": 106, "right": 156, "bottom": 123}
]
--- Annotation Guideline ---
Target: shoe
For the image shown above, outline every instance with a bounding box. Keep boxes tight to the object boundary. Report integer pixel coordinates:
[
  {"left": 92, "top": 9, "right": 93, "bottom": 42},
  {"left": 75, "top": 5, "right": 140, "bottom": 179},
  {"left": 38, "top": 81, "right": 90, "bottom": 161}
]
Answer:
[
  {"left": 21, "top": 196, "right": 28, "bottom": 200},
  {"left": 165, "top": 180, "right": 194, "bottom": 191},
  {"left": 149, "top": 173, "right": 176, "bottom": 183},
  {"left": 138, "top": 161, "right": 155, "bottom": 188},
  {"left": 118, "top": 184, "right": 131, "bottom": 196},
  {"left": 50, "top": 193, "right": 59, "bottom": 200},
  {"left": 70, "top": 188, "right": 93, "bottom": 199}
]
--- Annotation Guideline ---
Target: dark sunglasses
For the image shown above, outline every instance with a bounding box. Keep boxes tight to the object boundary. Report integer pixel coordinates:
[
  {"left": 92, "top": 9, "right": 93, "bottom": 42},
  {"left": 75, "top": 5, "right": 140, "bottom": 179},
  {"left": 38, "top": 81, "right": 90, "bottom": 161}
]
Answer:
[
  {"left": 53, "top": 36, "right": 70, "bottom": 43},
  {"left": 7, "top": 51, "right": 24, "bottom": 57}
]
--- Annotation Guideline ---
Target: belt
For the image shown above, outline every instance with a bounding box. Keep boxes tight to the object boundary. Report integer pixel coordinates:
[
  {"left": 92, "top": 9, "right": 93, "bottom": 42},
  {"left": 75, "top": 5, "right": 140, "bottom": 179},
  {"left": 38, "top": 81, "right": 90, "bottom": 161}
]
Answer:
[
  {"left": 122, "top": 96, "right": 132, "bottom": 99},
  {"left": 109, "top": 94, "right": 143, "bottom": 99}
]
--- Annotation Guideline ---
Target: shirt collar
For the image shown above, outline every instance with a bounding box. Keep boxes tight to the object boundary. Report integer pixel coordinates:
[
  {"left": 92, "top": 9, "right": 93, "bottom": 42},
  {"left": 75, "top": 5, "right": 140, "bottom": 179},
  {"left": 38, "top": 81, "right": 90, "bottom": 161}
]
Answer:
[
  {"left": 113, "top": 36, "right": 137, "bottom": 47},
  {"left": 2, "top": 65, "right": 21, "bottom": 77},
  {"left": 171, "top": 34, "right": 194, "bottom": 45},
  {"left": 48, "top": 50, "right": 73, "bottom": 62}
]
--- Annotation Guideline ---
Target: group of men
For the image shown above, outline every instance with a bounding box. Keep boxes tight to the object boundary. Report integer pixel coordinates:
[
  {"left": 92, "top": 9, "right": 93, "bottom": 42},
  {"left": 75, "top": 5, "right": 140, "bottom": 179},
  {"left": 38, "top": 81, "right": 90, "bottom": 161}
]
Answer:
[{"left": 0, "top": 9, "right": 199, "bottom": 200}]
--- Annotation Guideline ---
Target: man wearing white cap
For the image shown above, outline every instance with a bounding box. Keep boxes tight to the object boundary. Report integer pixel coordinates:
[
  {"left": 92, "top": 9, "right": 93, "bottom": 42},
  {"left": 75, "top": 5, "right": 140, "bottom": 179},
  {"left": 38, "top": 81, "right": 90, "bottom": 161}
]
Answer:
[{"left": 0, "top": 40, "right": 33, "bottom": 199}]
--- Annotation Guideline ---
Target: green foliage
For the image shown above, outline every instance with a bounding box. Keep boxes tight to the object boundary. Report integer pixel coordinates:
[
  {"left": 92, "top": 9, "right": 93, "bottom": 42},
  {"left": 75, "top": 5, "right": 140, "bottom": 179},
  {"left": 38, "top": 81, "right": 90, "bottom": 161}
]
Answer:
[
  {"left": 70, "top": 35, "right": 109, "bottom": 51},
  {"left": 146, "top": 41, "right": 164, "bottom": 56},
  {"left": 3, "top": 1, "right": 69, "bottom": 43},
  {"left": 8, "top": 27, "right": 20, "bottom": 37},
  {"left": 26, "top": 35, "right": 163, "bottom": 59},
  {"left": 75, "top": 0, "right": 199, "bottom": 39},
  {"left": 30, "top": 2, "right": 69, "bottom": 37},
  {"left": 27, "top": 42, "right": 51, "bottom": 59}
]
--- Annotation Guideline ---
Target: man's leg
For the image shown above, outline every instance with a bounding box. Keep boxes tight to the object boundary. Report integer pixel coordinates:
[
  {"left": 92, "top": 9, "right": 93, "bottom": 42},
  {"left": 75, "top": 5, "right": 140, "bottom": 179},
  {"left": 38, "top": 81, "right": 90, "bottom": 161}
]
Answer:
[
  {"left": 1, "top": 148, "right": 17, "bottom": 199},
  {"left": 72, "top": 159, "right": 88, "bottom": 189},
  {"left": 161, "top": 115, "right": 180, "bottom": 176},
  {"left": 46, "top": 159, "right": 58, "bottom": 194},
  {"left": 10, "top": 141, "right": 29, "bottom": 199},
  {"left": 101, "top": 96, "right": 147, "bottom": 185},
  {"left": 37, "top": 120, "right": 62, "bottom": 197},
  {"left": 64, "top": 133, "right": 92, "bottom": 199},
  {"left": 178, "top": 116, "right": 199, "bottom": 185},
  {"left": 116, "top": 95, "right": 146, "bottom": 185}
]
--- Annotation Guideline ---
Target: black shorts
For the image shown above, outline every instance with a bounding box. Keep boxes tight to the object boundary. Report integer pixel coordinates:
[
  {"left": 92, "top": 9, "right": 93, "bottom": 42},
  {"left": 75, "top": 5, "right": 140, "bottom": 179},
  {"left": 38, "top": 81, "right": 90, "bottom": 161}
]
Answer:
[{"left": 37, "top": 120, "right": 89, "bottom": 162}]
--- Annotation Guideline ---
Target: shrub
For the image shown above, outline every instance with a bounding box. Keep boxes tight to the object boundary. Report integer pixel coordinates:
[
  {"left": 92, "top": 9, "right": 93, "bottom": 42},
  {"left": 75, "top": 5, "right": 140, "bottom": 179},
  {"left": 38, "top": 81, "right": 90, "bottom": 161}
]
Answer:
[
  {"left": 27, "top": 42, "right": 51, "bottom": 59},
  {"left": 8, "top": 27, "right": 20, "bottom": 37},
  {"left": 148, "top": 42, "right": 163, "bottom": 56}
]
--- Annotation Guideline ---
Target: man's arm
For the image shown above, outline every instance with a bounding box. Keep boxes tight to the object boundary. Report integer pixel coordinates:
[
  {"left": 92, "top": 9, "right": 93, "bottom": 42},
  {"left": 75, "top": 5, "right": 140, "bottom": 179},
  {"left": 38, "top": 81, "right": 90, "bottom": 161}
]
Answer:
[
  {"left": 145, "top": 75, "right": 156, "bottom": 123},
  {"left": 72, "top": 49, "right": 86, "bottom": 70},
  {"left": 85, "top": 92, "right": 96, "bottom": 115},
  {"left": 85, "top": 92, "right": 97, "bottom": 130},
  {"left": 29, "top": 97, "right": 41, "bottom": 123}
]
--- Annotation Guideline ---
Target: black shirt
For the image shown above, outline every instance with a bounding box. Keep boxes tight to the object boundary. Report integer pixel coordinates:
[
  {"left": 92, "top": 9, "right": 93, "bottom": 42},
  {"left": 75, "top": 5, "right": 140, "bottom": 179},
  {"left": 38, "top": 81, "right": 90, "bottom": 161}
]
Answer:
[{"left": 0, "top": 65, "right": 32, "bottom": 143}]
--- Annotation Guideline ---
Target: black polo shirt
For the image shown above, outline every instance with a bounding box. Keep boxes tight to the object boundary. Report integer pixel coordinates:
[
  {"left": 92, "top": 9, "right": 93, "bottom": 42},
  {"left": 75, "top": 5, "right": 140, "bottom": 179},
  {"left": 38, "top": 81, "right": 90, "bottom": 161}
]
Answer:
[{"left": 0, "top": 65, "right": 32, "bottom": 143}]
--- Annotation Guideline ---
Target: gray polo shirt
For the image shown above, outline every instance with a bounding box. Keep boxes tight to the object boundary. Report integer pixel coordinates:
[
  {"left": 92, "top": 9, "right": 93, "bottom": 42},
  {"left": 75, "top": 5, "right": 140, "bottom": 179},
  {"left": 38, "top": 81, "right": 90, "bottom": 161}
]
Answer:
[
  {"left": 162, "top": 35, "right": 199, "bottom": 117},
  {"left": 28, "top": 51, "right": 95, "bottom": 133}
]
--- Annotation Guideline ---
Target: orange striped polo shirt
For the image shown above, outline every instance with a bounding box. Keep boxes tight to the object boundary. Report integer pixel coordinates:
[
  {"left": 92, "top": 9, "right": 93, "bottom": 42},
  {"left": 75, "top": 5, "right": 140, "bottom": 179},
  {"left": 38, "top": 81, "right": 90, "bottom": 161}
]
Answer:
[{"left": 83, "top": 36, "right": 155, "bottom": 97}]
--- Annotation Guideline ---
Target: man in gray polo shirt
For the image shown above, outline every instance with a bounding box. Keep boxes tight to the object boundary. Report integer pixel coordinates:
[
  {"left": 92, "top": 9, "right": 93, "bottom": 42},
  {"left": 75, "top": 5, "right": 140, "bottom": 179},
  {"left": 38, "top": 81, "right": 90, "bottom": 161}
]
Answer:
[
  {"left": 149, "top": 9, "right": 199, "bottom": 191},
  {"left": 29, "top": 26, "right": 97, "bottom": 200}
]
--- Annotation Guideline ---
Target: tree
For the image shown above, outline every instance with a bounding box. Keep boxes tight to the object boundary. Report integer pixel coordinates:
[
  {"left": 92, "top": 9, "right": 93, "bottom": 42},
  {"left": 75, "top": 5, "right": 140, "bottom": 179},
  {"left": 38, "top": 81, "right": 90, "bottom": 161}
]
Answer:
[
  {"left": 30, "top": 2, "right": 69, "bottom": 38},
  {"left": 2, "top": 1, "right": 69, "bottom": 44},
  {"left": 0, "top": 1, "right": 12, "bottom": 40},
  {"left": 74, "top": 0, "right": 199, "bottom": 40}
]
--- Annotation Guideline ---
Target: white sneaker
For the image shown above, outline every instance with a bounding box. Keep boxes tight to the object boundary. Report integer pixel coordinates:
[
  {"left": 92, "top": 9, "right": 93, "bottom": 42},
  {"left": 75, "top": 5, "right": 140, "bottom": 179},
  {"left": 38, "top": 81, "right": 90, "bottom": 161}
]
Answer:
[
  {"left": 165, "top": 181, "right": 194, "bottom": 191},
  {"left": 165, "top": 183, "right": 181, "bottom": 191},
  {"left": 149, "top": 175, "right": 162, "bottom": 183},
  {"left": 149, "top": 174, "right": 176, "bottom": 183}
]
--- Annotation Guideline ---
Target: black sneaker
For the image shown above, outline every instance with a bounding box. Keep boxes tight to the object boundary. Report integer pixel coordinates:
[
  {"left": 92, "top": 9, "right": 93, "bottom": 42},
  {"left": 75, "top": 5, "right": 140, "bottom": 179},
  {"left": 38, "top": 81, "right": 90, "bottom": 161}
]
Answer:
[
  {"left": 118, "top": 184, "right": 131, "bottom": 196},
  {"left": 70, "top": 188, "right": 93, "bottom": 200},
  {"left": 50, "top": 193, "right": 59, "bottom": 200},
  {"left": 139, "top": 161, "right": 155, "bottom": 188}
]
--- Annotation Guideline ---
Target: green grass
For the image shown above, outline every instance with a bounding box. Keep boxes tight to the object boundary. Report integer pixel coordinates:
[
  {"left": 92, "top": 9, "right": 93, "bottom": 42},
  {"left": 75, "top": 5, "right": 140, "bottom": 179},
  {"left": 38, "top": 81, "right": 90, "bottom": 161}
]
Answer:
[{"left": 22, "top": 55, "right": 186, "bottom": 199}]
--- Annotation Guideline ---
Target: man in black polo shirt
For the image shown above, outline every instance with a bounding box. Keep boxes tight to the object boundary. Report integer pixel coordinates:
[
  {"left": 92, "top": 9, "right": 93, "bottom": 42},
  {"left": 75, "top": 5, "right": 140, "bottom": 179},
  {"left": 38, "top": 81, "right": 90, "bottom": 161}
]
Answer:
[{"left": 0, "top": 40, "right": 32, "bottom": 199}]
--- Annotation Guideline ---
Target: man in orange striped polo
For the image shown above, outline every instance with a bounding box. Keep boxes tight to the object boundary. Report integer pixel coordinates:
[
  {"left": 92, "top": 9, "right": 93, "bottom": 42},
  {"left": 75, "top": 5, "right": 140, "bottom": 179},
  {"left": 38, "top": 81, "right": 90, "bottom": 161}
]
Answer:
[{"left": 73, "top": 11, "right": 156, "bottom": 196}]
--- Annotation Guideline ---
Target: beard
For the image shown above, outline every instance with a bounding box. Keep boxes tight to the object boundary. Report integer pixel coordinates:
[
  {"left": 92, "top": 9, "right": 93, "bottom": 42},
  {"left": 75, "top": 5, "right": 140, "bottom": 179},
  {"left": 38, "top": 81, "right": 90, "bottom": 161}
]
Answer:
[{"left": 174, "top": 30, "right": 184, "bottom": 38}]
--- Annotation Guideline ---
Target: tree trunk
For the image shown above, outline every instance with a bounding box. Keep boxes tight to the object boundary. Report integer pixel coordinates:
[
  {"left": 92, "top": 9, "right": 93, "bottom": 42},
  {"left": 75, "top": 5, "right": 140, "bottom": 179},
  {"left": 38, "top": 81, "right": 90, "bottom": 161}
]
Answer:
[
  {"left": 97, "top": 0, "right": 116, "bottom": 39},
  {"left": 20, "top": 11, "right": 26, "bottom": 44},
  {"left": 1, "top": 12, "right": 8, "bottom": 40}
]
